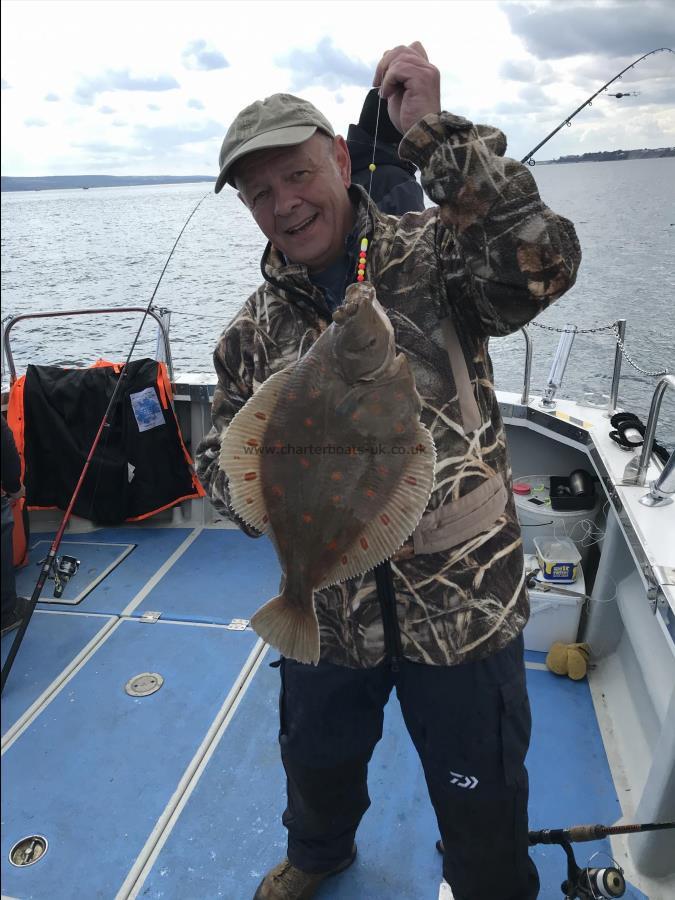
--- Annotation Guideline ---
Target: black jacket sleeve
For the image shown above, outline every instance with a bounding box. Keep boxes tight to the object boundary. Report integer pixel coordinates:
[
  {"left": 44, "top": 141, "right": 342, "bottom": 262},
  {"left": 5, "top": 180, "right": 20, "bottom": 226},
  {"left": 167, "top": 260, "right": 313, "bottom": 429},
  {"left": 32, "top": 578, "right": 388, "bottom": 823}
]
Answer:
[{"left": 1, "top": 416, "right": 22, "bottom": 495}]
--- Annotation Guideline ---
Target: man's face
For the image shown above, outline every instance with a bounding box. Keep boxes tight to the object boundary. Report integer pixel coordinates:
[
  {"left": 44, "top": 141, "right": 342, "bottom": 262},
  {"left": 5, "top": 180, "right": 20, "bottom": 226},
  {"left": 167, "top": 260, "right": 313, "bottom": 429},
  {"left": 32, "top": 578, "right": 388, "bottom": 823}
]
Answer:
[{"left": 234, "top": 133, "right": 353, "bottom": 272}]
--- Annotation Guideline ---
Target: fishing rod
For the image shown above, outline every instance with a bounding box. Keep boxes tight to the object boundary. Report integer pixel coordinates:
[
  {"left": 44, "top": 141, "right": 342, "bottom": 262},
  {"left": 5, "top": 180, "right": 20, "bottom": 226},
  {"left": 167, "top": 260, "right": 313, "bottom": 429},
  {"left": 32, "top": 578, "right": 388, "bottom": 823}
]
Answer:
[
  {"left": 0, "top": 193, "right": 209, "bottom": 694},
  {"left": 528, "top": 820, "right": 675, "bottom": 899},
  {"left": 521, "top": 47, "right": 674, "bottom": 166}
]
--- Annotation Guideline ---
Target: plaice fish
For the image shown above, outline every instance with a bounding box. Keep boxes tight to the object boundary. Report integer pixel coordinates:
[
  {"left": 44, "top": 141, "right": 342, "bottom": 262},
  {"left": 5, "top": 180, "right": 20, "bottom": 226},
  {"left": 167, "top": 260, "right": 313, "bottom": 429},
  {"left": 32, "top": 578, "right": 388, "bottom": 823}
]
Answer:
[{"left": 219, "top": 282, "right": 436, "bottom": 664}]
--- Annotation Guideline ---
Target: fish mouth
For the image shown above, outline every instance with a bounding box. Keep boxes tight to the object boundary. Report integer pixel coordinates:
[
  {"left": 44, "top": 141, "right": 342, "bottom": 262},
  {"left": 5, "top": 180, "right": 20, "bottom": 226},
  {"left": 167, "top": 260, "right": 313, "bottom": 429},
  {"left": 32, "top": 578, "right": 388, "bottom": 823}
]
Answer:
[{"left": 285, "top": 214, "right": 319, "bottom": 236}]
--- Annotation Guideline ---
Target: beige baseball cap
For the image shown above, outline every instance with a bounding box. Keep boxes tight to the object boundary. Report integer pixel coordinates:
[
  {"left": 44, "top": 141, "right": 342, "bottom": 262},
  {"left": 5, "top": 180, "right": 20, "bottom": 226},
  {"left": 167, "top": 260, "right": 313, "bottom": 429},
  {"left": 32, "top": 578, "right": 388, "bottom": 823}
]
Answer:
[{"left": 215, "top": 93, "right": 335, "bottom": 193}]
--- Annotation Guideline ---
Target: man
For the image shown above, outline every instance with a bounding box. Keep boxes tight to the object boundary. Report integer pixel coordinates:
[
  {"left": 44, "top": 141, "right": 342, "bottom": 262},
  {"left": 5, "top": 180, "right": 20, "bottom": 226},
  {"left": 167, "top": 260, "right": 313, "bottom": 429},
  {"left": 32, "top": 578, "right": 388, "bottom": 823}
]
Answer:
[{"left": 196, "top": 42, "right": 581, "bottom": 900}]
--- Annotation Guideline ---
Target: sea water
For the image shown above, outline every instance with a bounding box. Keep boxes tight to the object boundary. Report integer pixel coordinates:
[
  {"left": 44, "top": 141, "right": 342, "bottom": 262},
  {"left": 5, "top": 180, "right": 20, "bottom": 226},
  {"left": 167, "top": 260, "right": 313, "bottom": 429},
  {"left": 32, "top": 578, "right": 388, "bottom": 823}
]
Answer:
[{"left": 2, "top": 157, "right": 674, "bottom": 443}]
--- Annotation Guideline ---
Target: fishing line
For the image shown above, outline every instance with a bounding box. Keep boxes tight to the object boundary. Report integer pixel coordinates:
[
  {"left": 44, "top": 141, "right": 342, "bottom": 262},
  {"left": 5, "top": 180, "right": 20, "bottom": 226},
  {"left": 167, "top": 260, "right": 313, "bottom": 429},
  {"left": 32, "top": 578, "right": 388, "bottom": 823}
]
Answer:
[{"left": 1, "top": 192, "right": 209, "bottom": 694}]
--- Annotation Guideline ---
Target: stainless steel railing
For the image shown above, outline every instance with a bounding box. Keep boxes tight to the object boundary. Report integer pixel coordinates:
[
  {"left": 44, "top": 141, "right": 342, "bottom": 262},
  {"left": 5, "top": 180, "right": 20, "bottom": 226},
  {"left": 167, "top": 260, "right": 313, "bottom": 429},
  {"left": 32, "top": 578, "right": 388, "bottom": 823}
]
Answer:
[
  {"left": 520, "top": 326, "right": 532, "bottom": 406},
  {"left": 635, "top": 374, "right": 675, "bottom": 487},
  {"left": 2, "top": 306, "right": 173, "bottom": 383}
]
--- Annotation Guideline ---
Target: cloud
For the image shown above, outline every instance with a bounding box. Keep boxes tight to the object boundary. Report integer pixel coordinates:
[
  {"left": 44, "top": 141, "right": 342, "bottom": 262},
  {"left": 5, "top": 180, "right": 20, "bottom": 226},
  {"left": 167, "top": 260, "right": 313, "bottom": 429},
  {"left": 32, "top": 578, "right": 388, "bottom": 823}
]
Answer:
[
  {"left": 45, "top": 92, "right": 60, "bottom": 102},
  {"left": 502, "top": 1, "right": 675, "bottom": 61},
  {"left": 147, "top": 103, "right": 160, "bottom": 111},
  {"left": 74, "top": 69, "right": 180, "bottom": 105},
  {"left": 131, "top": 120, "right": 224, "bottom": 153},
  {"left": 25, "top": 117, "right": 47, "bottom": 127},
  {"left": 182, "top": 39, "right": 229, "bottom": 71},
  {"left": 99, "top": 105, "right": 116, "bottom": 114},
  {"left": 499, "top": 59, "right": 555, "bottom": 84},
  {"left": 187, "top": 97, "right": 204, "bottom": 110},
  {"left": 1, "top": 79, "right": 10, "bottom": 90},
  {"left": 276, "top": 36, "right": 372, "bottom": 91}
]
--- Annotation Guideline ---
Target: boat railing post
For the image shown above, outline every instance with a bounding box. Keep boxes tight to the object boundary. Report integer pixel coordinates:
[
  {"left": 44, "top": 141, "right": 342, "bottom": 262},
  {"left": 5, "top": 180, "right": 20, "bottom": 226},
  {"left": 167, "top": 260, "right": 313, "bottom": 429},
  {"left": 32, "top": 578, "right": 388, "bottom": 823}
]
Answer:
[
  {"left": 634, "top": 374, "right": 675, "bottom": 487},
  {"left": 607, "top": 318, "right": 626, "bottom": 416},
  {"left": 153, "top": 306, "right": 173, "bottom": 379},
  {"left": 520, "top": 327, "right": 533, "bottom": 406},
  {"left": 1, "top": 317, "right": 7, "bottom": 387}
]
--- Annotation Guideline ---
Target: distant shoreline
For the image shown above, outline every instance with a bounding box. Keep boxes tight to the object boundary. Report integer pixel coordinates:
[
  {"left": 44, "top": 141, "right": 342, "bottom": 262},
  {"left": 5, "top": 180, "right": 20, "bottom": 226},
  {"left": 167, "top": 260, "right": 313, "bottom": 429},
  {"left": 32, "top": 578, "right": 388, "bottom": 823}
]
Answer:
[
  {"left": 537, "top": 147, "right": 674, "bottom": 165},
  {"left": 1, "top": 175, "right": 216, "bottom": 193},
  {"left": 2, "top": 149, "right": 674, "bottom": 191}
]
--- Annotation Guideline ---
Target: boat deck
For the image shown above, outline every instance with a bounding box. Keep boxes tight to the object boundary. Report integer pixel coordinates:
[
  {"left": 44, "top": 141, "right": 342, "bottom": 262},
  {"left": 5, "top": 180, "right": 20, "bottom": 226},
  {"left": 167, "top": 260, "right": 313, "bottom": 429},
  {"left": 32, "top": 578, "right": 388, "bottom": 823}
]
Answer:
[{"left": 1, "top": 524, "right": 648, "bottom": 900}]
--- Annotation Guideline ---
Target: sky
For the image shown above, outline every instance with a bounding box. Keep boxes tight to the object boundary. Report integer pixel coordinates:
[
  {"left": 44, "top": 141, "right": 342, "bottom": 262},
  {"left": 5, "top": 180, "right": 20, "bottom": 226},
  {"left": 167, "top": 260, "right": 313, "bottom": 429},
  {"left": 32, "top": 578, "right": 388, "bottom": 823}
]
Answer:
[{"left": 1, "top": 0, "right": 674, "bottom": 177}]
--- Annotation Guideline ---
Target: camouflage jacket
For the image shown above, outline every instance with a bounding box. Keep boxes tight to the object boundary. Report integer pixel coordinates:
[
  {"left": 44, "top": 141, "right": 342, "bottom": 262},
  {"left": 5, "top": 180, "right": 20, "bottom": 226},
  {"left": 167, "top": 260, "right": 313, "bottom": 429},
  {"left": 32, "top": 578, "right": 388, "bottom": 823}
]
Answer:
[{"left": 195, "top": 111, "right": 581, "bottom": 668}]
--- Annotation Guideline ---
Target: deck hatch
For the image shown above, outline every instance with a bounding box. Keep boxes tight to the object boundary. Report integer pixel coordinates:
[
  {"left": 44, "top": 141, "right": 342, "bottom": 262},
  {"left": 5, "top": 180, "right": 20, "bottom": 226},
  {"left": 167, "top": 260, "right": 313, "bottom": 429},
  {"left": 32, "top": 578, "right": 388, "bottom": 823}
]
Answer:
[
  {"left": 124, "top": 672, "right": 164, "bottom": 697},
  {"left": 8, "top": 836, "right": 48, "bottom": 868}
]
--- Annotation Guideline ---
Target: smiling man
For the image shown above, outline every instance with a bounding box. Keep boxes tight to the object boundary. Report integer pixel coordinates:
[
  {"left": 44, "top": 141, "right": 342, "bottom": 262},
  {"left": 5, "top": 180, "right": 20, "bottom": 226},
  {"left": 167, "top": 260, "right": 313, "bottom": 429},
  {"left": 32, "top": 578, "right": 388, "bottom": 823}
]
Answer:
[{"left": 197, "top": 42, "right": 581, "bottom": 900}]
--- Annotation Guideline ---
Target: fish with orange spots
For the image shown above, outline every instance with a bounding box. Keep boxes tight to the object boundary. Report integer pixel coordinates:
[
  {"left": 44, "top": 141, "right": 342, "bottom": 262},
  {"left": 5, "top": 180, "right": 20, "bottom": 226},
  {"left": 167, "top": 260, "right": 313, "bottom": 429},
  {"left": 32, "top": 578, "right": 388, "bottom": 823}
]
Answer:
[{"left": 219, "top": 282, "right": 436, "bottom": 664}]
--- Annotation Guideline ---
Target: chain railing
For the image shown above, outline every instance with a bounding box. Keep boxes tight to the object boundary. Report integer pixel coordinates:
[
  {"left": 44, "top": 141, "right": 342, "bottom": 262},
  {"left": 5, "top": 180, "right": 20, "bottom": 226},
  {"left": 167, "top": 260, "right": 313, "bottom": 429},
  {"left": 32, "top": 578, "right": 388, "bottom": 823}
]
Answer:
[{"left": 528, "top": 318, "right": 669, "bottom": 416}]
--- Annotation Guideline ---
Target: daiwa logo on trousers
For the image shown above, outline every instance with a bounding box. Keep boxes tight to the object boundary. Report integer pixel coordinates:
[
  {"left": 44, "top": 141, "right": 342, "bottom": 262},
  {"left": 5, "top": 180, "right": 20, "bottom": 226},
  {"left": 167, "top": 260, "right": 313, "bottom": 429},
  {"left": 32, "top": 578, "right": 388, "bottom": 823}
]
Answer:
[{"left": 449, "top": 771, "right": 478, "bottom": 789}]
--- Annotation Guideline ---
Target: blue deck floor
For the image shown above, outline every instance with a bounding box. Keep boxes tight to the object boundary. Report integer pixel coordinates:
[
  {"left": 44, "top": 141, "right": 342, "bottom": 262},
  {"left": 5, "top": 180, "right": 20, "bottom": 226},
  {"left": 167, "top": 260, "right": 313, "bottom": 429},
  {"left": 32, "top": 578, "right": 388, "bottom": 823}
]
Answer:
[{"left": 1, "top": 527, "right": 645, "bottom": 899}]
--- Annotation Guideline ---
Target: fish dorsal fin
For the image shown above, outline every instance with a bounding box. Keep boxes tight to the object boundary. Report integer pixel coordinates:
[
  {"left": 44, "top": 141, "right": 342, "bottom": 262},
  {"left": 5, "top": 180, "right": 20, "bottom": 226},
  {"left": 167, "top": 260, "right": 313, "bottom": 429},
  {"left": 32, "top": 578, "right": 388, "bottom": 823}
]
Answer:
[
  {"left": 219, "top": 366, "right": 293, "bottom": 534},
  {"left": 318, "top": 422, "right": 436, "bottom": 588}
]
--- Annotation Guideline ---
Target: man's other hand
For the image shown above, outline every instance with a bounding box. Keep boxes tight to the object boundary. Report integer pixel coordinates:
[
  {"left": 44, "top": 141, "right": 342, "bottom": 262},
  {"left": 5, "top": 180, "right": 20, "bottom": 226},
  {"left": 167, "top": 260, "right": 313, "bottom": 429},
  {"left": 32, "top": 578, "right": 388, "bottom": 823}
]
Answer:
[{"left": 374, "top": 42, "right": 441, "bottom": 136}]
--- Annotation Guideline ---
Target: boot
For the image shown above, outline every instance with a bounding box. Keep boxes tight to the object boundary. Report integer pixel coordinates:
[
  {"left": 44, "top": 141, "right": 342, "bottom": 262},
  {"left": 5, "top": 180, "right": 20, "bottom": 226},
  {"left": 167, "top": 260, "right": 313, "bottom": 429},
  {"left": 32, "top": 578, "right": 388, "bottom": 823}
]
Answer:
[{"left": 253, "top": 845, "right": 356, "bottom": 899}]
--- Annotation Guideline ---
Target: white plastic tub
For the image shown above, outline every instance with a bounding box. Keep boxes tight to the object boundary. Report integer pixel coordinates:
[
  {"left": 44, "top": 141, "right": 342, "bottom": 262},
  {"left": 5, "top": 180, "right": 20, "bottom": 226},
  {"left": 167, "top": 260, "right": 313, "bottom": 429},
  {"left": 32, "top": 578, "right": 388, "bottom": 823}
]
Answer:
[
  {"left": 523, "top": 589, "right": 584, "bottom": 653},
  {"left": 523, "top": 554, "right": 586, "bottom": 653}
]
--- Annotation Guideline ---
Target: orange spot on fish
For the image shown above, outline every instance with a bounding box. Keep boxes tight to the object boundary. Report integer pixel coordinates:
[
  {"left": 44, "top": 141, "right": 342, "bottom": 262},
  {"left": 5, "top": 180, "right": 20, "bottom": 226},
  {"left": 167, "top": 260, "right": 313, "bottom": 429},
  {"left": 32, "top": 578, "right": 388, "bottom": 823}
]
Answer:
[
  {"left": 271, "top": 485, "right": 284, "bottom": 497},
  {"left": 246, "top": 497, "right": 254, "bottom": 504},
  {"left": 244, "top": 472, "right": 257, "bottom": 481},
  {"left": 394, "top": 391, "right": 405, "bottom": 401},
  {"left": 304, "top": 417, "right": 313, "bottom": 427},
  {"left": 351, "top": 412, "right": 361, "bottom": 421},
  {"left": 302, "top": 513, "right": 313, "bottom": 524},
  {"left": 299, "top": 458, "right": 310, "bottom": 468},
  {"left": 274, "top": 440, "right": 284, "bottom": 450},
  {"left": 287, "top": 391, "right": 297, "bottom": 401},
  {"left": 365, "top": 488, "right": 376, "bottom": 498},
  {"left": 360, "top": 537, "right": 369, "bottom": 550},
  {"left": 326, "top": 539, "right": 338, "bottom": 551},
  {"left": 394, "top": 422, "right": 405, "bottom": 433},
  {"left": 380, "top": 513, "right": 390, "bottom": 525},
  {"left": 254, "top": 412, "right": 267, "bottom": 420},
  {"left": 341, "top": 555, "right": 348, "bottom": 565},
  {"left": 377, "top": 465, "right": 389, "bottom": 477},
  {"left": 332, "top": 495, "right": 342, "bottom": 504},
  {"left": 246, "top": 438, "right": 259, "bottom": 447},
  {"left": 405, "top": 476, "right": 417, "bottom": 485},
  {"left": 330, "top": 471, "right": 343, "bottom": 481},
  {"left": 309, "top": 388, "right": 321, "bottom": 399}
]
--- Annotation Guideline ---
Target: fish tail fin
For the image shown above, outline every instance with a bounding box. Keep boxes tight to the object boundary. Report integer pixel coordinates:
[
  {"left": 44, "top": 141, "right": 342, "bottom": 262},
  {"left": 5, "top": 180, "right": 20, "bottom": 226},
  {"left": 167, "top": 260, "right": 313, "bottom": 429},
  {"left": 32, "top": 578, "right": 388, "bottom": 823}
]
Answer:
[{"left": 250, "top": 592, "right": 320, "bottom": 665}]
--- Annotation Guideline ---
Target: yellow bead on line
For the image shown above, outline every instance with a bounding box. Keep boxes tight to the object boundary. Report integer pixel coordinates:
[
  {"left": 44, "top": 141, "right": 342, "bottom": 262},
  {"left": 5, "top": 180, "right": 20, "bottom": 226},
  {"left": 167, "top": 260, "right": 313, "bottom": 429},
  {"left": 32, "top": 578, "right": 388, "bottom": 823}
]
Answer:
[{"left": 368, "top": 163, "right": 377, "bottom": 172}]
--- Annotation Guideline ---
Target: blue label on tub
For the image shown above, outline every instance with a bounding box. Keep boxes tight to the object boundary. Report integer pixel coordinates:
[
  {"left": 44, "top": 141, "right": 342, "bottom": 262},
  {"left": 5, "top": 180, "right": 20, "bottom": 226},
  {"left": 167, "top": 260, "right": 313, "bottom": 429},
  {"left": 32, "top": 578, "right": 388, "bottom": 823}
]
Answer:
[{"left": 543, "top": 562, "right": 576, "bottom": 581}]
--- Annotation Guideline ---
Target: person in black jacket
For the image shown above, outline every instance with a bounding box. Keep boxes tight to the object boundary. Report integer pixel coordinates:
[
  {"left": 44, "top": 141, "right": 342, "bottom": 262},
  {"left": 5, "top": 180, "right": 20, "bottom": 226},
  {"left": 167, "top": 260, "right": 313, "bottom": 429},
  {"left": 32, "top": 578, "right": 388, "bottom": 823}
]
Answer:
[
  {"left": 1, "top": 416, "right": 27, "bottom": 636},
  {"left": 347, "top": 87, "right": 425, "bottom": 215}
]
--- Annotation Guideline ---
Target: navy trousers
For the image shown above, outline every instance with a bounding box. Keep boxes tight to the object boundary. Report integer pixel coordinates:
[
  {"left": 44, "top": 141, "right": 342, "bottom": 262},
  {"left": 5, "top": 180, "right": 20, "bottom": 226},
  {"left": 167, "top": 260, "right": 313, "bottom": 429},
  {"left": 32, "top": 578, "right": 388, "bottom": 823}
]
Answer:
[{"left": 277, "top": 634, "right": 539, "bottom": 900}]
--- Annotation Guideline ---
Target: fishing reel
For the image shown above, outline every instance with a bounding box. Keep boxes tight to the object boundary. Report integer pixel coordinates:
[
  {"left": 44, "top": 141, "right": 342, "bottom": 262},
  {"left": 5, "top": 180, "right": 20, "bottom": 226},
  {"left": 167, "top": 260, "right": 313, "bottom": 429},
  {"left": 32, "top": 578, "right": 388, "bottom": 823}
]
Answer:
[
  {"left": 41, "top": 554, "right": 81, "bottom": 598},
  {"left": 556, "top": 839, "right": 625, "bottom": 899}
]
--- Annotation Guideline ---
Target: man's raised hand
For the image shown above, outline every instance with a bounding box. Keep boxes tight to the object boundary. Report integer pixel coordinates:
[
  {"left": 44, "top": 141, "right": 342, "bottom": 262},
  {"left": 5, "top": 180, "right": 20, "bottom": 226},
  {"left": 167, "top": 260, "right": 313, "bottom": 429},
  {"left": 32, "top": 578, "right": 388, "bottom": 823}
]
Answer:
[{"left": 374, "top": 42, "right": 441, "bottom": 136}]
